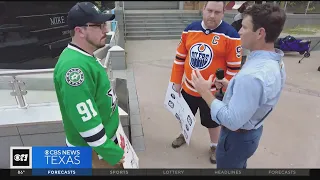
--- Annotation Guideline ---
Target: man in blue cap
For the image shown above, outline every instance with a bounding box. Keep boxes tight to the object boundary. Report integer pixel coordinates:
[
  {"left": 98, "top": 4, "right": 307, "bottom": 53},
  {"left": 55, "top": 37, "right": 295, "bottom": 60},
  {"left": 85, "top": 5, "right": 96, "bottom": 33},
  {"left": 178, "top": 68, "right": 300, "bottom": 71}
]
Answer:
[
  {"left": 66, "top": 1, "right": 115, "bottom": 51},
  {"left": 53, "top": 2, "right": 125, "bottom": 169}
]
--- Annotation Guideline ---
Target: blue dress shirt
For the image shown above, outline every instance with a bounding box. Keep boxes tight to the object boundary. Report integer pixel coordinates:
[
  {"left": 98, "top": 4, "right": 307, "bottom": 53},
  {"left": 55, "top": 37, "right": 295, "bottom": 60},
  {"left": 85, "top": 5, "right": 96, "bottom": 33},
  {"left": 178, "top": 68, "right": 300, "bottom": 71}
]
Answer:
[{"left": 210, "top": 49, "right": 286, "bottom": 131}]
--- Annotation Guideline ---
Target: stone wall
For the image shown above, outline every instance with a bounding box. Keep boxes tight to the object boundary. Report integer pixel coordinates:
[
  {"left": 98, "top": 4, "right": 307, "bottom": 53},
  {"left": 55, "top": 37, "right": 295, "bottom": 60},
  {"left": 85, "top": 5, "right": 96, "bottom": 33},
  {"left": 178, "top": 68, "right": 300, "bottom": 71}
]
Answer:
[{"left": 183, "top": 1, "right": 206, "bottom": 10}]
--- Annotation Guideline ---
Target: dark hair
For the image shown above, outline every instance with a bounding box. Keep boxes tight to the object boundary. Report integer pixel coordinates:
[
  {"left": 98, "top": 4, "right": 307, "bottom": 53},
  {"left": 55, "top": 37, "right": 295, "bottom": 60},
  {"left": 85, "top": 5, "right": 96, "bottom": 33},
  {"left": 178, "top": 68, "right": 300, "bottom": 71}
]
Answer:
[
  {"left": 243, "top": 3, "right": 286, "bottom": 43},
  {"left": 204, "top": 1, "right": 226, "bottom": 10},
  {"left": 70, "top": 29, "right": 75, "bottom": 37}
]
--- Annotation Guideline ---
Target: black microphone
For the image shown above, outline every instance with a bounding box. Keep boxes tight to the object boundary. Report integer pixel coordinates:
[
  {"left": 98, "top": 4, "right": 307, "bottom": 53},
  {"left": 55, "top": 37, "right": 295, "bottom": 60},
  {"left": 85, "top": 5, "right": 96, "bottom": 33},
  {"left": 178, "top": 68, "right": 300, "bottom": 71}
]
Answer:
[{"left": 215, "top": 68, "right": 225, "bottom": 101}]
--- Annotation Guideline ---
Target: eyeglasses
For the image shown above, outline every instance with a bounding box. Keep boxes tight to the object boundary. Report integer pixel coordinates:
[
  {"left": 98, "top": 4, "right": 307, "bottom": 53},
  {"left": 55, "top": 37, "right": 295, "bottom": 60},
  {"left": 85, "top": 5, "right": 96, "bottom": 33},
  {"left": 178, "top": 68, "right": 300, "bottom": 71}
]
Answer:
[{"left": 82, "top": 23, "right": 107, "bottom": 30}]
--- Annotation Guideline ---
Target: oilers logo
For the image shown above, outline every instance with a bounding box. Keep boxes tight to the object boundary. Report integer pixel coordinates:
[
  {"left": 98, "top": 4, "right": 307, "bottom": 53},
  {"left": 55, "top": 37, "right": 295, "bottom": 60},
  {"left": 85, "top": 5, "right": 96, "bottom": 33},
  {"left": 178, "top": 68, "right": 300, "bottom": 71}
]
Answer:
[{"left": 189, "top": 43, "right": 213, "bottom": 70}]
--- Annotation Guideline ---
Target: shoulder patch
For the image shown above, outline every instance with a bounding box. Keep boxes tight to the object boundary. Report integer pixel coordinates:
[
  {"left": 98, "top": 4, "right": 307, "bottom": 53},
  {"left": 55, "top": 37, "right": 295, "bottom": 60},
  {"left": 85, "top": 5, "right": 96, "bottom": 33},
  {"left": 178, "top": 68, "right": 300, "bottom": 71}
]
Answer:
[
  {"left": 107, "top": 88, "right": 117, "bottom": 112},
  {"left": 65, "top": 68, "right": 85, "bottom": 87}
]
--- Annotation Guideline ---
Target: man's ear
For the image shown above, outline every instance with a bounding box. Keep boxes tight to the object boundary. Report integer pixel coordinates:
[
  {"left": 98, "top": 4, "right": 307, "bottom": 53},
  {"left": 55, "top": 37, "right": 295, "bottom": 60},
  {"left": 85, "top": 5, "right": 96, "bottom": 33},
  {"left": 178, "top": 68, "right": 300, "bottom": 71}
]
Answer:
[
  {"left": 75, "top": 27, "right": 85, "bottom": 38},
  {"left": 257, "top": 28, "right": 266, "bottom": 40}
]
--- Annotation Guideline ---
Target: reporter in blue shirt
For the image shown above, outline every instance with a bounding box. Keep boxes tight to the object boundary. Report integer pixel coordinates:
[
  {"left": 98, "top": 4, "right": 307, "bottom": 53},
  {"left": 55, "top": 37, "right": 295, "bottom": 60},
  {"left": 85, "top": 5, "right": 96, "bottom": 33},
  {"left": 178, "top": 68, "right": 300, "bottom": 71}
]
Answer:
[{"left": 191, "top": 3, "right": 287, "bottom": 169}]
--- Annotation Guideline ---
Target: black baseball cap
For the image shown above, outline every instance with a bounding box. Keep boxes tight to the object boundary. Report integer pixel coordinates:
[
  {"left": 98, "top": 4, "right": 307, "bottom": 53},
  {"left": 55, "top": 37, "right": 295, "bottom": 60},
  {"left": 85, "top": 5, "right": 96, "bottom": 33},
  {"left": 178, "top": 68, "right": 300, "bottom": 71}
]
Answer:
[{"left": 67, "top": 2, "right": 115, "bottom": 30}]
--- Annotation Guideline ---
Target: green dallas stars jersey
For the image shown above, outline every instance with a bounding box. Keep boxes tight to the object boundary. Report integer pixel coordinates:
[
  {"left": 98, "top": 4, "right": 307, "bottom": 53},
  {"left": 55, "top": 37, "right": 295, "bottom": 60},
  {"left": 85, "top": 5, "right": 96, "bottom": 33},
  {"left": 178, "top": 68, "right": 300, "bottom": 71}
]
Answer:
[{"left": 53, "top": 43, "right": 124, "bottom": 166}]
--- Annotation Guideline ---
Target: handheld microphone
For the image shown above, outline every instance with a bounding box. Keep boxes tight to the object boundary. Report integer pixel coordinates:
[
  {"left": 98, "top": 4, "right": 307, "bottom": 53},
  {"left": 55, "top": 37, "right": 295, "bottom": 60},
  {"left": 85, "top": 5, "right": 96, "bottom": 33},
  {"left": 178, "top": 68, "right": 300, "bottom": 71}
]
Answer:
[{"left": 215, "top": 68, "right": 225, "bottom": 101}]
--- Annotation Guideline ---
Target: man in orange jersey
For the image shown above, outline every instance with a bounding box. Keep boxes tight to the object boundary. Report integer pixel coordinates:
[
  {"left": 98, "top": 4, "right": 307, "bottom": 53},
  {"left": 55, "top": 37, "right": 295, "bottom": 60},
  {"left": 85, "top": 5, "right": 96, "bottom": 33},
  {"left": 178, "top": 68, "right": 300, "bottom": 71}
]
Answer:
[
  {"left": 191, "top": 3, "right": 286, "bottom": 168},
  {"left": 170, "top": 1, "right": 242, "bottom": 164}
]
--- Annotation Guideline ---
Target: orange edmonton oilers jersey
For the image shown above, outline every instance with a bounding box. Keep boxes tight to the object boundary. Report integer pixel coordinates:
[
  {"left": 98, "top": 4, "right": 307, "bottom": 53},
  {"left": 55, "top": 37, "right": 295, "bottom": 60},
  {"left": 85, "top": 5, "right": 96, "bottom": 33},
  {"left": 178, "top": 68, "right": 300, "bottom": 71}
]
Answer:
[{"left": 170, "top": 20, "right": 242, "bottom": 97}]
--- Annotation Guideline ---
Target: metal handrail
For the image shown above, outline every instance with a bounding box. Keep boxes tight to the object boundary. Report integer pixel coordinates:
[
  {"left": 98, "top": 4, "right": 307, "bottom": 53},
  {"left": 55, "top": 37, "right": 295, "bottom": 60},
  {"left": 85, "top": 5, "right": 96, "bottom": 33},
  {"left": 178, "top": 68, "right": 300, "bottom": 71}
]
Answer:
[
  {"left": 122, "top": 1, "right": 126, "bottom": 41},
  {"left": 108, "top": 21, "right": 118, "bottom": 47},
  {"left": 0, "top": 65, "right": 113, "bottom": 109},
  {"left": 0, "top": 68, "right": 54, "bottom": 109},
  {"left": 105, "top": 20, "right": 118, "bottom": 66},
  {"left": 0, "top": 68, "right": 54, "bottom": 77},
  {"left": 104, "top": 20, "right": 120, "bottom": 88}
]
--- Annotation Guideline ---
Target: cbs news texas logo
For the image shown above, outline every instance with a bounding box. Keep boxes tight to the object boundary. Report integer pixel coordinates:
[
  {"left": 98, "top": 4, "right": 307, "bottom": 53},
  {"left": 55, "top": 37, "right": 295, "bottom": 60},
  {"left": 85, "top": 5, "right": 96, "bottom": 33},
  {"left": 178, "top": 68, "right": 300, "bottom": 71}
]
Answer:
[{"left": 10, "top": 146, "right": 92, "bottom": 169}]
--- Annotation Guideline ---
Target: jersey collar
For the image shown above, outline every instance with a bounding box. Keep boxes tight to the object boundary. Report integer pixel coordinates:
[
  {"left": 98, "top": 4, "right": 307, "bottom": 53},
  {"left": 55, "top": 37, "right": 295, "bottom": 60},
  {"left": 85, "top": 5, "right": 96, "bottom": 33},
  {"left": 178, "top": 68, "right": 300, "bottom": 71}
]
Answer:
[
  {"left": 201, "top": 20, "right": 222, "bottom": 34},
  {"left": 67, "top": 43, "right": 105, "bottom": 67},
  {"left": 67, "top": 43, "right": 93, "bottom": 57}
]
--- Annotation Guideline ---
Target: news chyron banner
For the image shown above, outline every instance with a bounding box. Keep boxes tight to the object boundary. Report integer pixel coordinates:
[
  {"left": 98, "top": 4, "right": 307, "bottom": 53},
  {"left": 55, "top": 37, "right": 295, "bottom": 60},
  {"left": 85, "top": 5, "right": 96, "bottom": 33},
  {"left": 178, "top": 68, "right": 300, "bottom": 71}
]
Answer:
[{"left": 10, "top": 146, "right": 92, "bottom": 176}]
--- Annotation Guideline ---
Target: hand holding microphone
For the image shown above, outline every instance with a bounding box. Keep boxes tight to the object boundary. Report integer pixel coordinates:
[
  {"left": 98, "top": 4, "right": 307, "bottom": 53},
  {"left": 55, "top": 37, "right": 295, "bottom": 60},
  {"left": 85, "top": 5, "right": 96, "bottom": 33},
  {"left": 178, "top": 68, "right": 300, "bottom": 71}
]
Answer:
[
  {"left": 214, "top": 68, "right": 226, "bottom": 101},
  {"left": 214, "top": 69, "right": 229, "bottom": 89}
]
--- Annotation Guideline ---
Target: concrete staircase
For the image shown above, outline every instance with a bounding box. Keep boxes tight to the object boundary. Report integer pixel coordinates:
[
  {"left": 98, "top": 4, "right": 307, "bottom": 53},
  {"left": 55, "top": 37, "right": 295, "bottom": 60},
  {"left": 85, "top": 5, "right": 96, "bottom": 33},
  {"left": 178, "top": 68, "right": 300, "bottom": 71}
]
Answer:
[{"left": 124, "top": 10, "right": 202, "bottom": 40}]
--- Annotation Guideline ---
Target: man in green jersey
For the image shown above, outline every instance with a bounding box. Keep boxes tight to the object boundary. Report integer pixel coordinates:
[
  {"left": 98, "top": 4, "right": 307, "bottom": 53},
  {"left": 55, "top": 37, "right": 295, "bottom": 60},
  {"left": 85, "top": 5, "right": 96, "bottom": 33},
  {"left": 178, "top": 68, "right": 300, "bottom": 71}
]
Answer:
[{"left": 53, "top": 2, "right": 124, "bottom": 168}]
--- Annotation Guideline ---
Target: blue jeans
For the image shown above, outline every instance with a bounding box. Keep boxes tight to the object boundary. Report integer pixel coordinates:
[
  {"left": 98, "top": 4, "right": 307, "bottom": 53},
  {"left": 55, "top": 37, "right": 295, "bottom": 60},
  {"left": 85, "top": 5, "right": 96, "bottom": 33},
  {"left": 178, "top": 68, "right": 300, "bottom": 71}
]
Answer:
[{"left": 216, "top": 126, "right": 263, "bottom": 168}]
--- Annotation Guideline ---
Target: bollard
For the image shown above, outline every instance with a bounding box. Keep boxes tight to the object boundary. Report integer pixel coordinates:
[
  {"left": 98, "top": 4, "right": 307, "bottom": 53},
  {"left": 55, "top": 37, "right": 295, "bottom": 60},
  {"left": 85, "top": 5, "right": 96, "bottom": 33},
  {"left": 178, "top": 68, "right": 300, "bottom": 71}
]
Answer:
[{"left": 109, "top": 46, "right": 126, "bottom": 70}]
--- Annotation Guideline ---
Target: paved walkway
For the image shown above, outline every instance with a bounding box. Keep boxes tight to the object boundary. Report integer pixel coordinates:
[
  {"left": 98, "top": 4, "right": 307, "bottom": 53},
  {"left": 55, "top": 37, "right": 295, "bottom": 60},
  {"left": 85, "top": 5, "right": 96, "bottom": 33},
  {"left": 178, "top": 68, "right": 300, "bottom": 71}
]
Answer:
[{"left": 125, "top": 39, "right": 320, "bottom": 168}]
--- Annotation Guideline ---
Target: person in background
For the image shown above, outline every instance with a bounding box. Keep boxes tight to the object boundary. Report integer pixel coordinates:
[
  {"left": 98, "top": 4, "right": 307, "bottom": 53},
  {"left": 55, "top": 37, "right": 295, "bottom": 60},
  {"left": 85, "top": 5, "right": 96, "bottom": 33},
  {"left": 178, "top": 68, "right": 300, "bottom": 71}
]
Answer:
[
  {"left": 191, "top": 3, "right": 287, "bottom": 168},
  {"left": 53, "top": 2, "right": 124, "bottom": 169},
  {"left": 231, "top": 1, "right": 250, "bottom": 67},
  {"left": 170, "top": 1, "right": 242, "bottom": 164}
]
